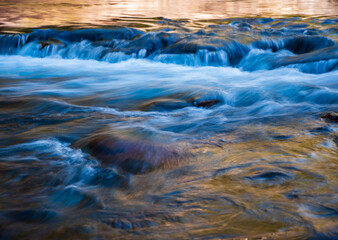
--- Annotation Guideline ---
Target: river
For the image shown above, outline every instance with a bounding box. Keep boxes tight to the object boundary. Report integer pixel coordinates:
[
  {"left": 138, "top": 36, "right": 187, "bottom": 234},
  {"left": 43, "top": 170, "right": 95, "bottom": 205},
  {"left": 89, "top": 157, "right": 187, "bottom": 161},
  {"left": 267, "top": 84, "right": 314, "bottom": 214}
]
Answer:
[{"left": 0, "top": 1, "right": 337, "bottom": 239}]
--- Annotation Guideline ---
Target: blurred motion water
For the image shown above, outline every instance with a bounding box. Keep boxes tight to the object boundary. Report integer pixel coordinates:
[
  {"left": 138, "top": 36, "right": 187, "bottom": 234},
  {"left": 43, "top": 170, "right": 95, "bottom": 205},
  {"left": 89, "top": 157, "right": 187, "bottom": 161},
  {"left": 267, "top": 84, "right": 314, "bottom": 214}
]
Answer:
[{"left": 0, "top": 1, "right": 337, "bottom": 240}]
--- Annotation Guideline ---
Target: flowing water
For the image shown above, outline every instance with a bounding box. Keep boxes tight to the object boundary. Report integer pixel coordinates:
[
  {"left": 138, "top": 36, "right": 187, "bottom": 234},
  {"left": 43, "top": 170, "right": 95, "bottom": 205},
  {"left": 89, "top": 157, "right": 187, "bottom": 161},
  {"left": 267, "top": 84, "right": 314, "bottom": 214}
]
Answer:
[{"left": 0, "top": 1, "right": 338, "bottom": 239}]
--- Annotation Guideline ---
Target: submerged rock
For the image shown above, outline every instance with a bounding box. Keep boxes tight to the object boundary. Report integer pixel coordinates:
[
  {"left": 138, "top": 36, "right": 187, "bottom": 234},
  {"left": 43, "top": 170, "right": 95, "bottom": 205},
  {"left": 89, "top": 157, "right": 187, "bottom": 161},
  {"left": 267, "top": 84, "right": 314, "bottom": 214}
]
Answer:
[
  {"left": 233, "top": 22, "right": 252, "bottom": 31},
  {"left": 242, "top": 45, "right": 338, "bottom": 72},
  {"left": 193, "top": 99, "right": 220, "bottom": 108},
  {"left": 284, "top": 36, "right": 335, "bottom": 54},
  {"left": 39, "top": 38, "right": 64, "bottom": 49},
  {"left": 321, "top": 112, "right": 338, "bottom": 123},
  {"left": 75, "top": 135, "right": 186, "bottom": 174},
  {"left": 277, "top": 45, "right": 338, "bottom": 67},
  {"left": 122, "top": 32, "right": 181, "bottom": 55}
]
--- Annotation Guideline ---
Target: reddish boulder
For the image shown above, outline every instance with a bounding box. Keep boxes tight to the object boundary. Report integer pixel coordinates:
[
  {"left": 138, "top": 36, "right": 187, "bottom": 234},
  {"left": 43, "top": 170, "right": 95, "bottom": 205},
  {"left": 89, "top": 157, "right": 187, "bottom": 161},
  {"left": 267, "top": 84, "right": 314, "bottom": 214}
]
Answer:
[{"left": 77, "top": 135, "right": 186, "bottom": 174}]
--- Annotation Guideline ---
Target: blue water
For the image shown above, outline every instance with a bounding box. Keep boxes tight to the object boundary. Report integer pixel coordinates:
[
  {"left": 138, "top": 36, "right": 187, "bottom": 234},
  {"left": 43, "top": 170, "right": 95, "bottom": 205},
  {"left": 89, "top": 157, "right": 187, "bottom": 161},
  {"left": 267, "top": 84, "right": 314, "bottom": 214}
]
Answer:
[{"left": 0, "top": 17, "right": 337, "bottom": 239}]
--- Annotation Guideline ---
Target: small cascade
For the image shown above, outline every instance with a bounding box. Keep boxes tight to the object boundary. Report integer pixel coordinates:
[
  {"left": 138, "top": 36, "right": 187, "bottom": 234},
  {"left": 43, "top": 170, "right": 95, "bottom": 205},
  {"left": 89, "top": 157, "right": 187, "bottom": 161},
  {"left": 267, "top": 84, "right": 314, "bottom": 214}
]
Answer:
[{"left": 0, "top": 21, "right": 336, "bottom": 74}]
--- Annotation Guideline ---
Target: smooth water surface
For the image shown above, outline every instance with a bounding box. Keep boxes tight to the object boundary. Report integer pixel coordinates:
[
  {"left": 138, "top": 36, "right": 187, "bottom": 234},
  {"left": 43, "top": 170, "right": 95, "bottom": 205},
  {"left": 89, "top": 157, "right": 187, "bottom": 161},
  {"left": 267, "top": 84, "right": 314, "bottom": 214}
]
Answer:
[{"left": 0, "top": 0, "right": 337, "bottom": 28}]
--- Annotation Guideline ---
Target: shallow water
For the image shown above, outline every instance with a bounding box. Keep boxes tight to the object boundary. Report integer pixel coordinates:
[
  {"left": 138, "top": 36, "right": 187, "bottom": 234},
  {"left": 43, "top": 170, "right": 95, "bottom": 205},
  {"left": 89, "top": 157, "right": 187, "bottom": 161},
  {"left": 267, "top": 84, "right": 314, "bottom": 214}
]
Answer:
[{"left": 0, "top": 1, "right": 338, "bottom": 240}]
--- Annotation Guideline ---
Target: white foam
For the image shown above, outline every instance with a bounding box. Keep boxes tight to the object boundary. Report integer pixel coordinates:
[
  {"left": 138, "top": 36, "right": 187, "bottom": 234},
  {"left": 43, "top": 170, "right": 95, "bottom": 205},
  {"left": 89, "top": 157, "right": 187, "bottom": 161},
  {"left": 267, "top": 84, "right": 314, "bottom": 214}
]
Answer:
[{"left": 0, "top": 55, "right": 337, "bottom": 120}]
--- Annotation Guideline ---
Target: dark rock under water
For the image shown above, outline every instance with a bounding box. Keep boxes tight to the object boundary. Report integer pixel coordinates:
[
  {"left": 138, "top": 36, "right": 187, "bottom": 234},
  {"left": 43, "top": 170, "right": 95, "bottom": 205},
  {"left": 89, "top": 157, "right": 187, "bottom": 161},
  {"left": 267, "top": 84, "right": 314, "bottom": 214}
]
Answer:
[
  {"left": 75, "top": 134, "right": 187, "bottom": 174},
  {"left": 321, "top": 112, "right": 338, "bottom": 122}
]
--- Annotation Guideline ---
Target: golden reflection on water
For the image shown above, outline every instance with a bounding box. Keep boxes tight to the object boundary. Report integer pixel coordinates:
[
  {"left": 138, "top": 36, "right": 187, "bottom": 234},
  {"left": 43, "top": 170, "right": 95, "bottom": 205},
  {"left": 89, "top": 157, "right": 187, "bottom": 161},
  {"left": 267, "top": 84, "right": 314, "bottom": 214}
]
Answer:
[
  {"left": 186, "top": 118, "right": 338, "bottom": 238},
  {"left": 0, "top": 0, "right": 337, "bottom": 28}
]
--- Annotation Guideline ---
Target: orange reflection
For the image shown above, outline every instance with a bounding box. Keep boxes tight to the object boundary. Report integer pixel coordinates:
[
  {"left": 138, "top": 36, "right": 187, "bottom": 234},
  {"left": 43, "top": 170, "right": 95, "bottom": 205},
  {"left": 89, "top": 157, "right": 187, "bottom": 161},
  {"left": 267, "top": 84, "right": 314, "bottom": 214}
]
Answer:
[{"left": 0, "top": 0, "right": 337, "bottom": 28}]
